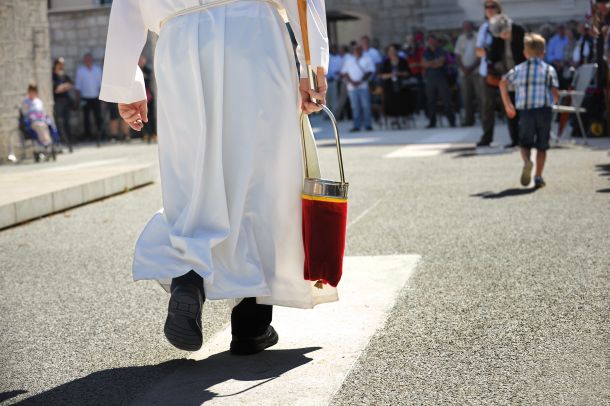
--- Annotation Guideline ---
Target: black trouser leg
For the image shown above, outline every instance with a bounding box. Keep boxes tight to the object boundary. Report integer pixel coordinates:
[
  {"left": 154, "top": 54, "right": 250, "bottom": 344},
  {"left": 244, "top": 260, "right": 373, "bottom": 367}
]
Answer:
[
  {"left": 82, "top": 102, "right": 91, "bottom": 140},
  {"left": 507, "top": 92, "right": 520, "bottom": 145},
  {"left": 481, "top": 80, "right": 497, "bottom": 143},
  {"left": 54, "top": 99, "right": 72, "bottom": 151},
  {"left": 91, "top": 99, "right": 103, "bottom": 143},
  {"left": 426, "top": 81, "right": 437, "bottom": 126},
  {"left": 439, "top": 79, "right": 455, "bottom": 126},
  {"left": 231, "top": 298, "right": 272, "bottom": 337}
]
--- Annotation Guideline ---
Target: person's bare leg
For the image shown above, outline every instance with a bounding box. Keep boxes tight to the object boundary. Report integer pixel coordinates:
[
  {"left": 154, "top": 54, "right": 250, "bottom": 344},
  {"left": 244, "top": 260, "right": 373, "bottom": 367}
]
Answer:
[
  {"left": 535, "top": 150, "right": 546, "bottom": 177},
  {"left": 520, "top": 147, "right": 531, "bottom": 163}
]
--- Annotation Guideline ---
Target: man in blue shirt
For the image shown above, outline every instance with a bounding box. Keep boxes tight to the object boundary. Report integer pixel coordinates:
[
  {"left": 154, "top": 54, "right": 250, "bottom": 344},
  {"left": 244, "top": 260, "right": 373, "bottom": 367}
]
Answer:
[
  {"left": 546, "top": 24, "right": 569, "bottom": 88},
  {"left": 422, "top": 34, "right": 456, "bottom": 128}
]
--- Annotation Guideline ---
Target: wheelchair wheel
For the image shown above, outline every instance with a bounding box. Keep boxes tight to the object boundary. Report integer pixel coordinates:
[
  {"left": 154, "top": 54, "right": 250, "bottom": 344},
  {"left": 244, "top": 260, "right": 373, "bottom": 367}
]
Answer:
[{"left": 590, "top": 121, "right": 605, "bottom": 137}]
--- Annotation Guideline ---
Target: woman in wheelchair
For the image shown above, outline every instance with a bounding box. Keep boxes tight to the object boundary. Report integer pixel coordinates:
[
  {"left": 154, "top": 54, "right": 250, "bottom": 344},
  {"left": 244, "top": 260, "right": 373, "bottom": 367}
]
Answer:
[{"left": 21, "top": 84, "right": 59, "bottom": 161}]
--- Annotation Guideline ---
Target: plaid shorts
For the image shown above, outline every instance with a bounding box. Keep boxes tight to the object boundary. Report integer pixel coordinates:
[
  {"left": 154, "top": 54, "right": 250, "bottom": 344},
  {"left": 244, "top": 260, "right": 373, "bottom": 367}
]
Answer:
[{"left": 518, "top": 107, "right": 552, "bottom": 151}]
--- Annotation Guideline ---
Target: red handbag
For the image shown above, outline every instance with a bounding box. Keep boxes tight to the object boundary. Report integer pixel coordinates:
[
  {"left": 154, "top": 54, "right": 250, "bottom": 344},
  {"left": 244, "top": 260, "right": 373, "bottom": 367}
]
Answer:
[{"left": 301, "top": 105, "right": 349, "bottom": 288}]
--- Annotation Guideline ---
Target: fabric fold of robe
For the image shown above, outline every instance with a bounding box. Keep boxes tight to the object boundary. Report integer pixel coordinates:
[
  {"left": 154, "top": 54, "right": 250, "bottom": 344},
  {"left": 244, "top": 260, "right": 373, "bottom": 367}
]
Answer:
[{"left": 100, "top": 0, "right": 337, "bottom": 308}]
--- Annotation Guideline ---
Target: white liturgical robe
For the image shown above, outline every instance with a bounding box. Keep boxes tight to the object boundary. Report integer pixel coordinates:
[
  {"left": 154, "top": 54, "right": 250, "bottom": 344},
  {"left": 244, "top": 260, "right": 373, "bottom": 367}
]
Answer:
[{"left": 100, "top": 0, "right": 337, "bottom": 308}]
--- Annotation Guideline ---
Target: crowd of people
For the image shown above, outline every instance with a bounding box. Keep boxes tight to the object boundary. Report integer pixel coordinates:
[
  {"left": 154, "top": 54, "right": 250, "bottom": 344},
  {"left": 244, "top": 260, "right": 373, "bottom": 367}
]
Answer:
[
  {"left": 19, "top": 0, "right": 608, "bottom": 160},
  {"left": 19, "top": 52, "right": 157, "bottom": 157},
  {"left": 325, "top": 0, "right": 606, "bottom": 141}
]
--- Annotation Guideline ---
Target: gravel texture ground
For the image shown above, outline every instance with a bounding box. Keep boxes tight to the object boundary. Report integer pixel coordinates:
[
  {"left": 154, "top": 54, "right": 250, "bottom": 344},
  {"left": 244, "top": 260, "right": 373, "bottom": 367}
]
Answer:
[{"left": 1, "top": 129, "right": 608, "bottom": 405}]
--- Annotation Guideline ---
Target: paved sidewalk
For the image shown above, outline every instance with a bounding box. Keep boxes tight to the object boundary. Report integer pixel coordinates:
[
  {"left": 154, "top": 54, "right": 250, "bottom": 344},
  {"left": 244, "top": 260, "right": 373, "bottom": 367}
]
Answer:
[{"left": 0, "top": 142, "right": 159, "bottom": 229}]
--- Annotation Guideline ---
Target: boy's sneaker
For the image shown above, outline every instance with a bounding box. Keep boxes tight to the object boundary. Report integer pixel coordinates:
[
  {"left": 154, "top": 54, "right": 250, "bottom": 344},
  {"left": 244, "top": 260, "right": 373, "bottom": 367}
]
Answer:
[
  {"left": 520, "top": 161, "right": 534, "bottom": 186},
  {"left": 534, "top": 176, "right": 546, "bottom": 189}
]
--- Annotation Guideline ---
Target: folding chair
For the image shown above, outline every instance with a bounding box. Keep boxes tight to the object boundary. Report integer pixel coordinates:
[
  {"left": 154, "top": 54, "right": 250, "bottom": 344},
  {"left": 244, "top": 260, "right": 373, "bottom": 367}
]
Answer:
[{"left": 552, "top": 63, "right": 597, "bottom": 145}]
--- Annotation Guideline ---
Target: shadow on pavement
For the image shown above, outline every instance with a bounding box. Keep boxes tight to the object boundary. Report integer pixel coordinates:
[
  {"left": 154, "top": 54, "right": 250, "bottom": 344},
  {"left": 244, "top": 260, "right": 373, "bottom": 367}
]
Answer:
[
  {"left": 595, "top": 163, "right": 610, "bottom": 177},
  {"left": 0, "top": 390, "right": 28, "bottom": 403},
  {"left": 471, "top": 188, "right": 538, "bottom": 199},
  {"left": 596, "top": 164, "right": 610, "bottom": 194},
  {"left": 442, "top": 146, "right": 478, "bottom": 158},
  {"left": 15, "top": 347, "right": 319, "bottom": 405}
]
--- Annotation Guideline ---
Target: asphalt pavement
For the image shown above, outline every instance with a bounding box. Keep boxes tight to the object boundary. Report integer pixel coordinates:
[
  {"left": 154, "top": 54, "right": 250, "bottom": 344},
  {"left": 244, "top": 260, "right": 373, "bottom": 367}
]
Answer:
[{"left": 0, "top": 119, "right": 608, "bottom": 405}]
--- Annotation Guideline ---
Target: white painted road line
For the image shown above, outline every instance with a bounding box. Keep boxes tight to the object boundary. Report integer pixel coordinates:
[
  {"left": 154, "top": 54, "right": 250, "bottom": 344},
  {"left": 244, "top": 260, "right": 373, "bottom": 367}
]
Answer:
[
  {"left": 131, "top": 255, "right": 420, "bottom": 406},
  {"left": 347, "top": 198, "right": 383, "bottom": 229},
  {"left": 384, "top": 143, "right": 461, "bottom": 158}
]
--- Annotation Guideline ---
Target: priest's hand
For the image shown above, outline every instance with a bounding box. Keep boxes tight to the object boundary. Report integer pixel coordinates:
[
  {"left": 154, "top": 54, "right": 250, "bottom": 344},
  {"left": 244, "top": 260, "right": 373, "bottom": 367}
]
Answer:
[
  {"left": 118, "top": 100, "right": 148, "bottom": 131},
  {"left": 300, "top": 66, "right": 327, "bottom": 114}
]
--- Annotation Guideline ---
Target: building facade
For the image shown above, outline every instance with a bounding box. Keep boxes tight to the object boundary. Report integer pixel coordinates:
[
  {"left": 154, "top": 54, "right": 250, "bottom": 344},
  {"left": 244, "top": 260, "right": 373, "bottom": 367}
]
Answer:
[{"left": 0, "top": 0, "right": 52, "bottom": 163}]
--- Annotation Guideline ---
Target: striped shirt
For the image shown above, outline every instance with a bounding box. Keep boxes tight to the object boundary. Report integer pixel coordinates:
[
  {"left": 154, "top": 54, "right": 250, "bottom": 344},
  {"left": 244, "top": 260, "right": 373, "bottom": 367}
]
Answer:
[{"left": 504, "top": 58, "right": 559, "bottom": 110}]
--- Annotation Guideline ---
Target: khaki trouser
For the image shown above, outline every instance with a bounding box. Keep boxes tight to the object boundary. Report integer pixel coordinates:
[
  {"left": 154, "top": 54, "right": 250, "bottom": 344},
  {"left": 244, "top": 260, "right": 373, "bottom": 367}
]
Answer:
[
  {"left": 31, "top": 121, "right": 52, "bottom": 146},
  {"left": 460, "top": 71, "right": 480, "bottom": 125},
  {"left": 480, "top": 75, "right": 497, "bottom": 143}
]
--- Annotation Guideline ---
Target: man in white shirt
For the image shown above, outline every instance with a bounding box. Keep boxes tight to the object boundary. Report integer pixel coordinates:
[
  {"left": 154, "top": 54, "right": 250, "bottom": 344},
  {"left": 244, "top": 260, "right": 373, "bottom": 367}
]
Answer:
[
  {"left": 75, "top": 53, "right": 104, "bottom": 143},
  {"left": 455, "top": 20, "right": 480, "bottom": 126},
  {"left": 341, "top": 45, "right": 375, "bottom": 131},
  {"left": 326, "top": 45, "right": 344, "bottom": 116},
  {"left": 335, "top": 45, "right": 350, "bottom": 119},
  {"left": 360, "top": 36, "right": 383, "bottom": 73}
]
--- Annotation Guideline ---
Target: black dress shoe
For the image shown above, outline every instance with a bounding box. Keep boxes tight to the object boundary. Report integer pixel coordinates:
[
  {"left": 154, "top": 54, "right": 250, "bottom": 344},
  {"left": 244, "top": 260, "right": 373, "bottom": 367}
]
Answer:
[
  {"left": 230, "top": 325, "right": 279, "bottom": 356},
  {"left": 164, "top": 273, "right": 205, "bottom": 351},
  {"left": 476, "top": 140, "right": 491, "bottom": 147}
]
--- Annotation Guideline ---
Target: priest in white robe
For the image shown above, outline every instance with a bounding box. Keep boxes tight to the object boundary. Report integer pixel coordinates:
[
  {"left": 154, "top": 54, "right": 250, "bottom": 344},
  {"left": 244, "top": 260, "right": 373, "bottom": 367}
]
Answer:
[{"left": 99, "top": 0, "right": 331, "bottom": 354}]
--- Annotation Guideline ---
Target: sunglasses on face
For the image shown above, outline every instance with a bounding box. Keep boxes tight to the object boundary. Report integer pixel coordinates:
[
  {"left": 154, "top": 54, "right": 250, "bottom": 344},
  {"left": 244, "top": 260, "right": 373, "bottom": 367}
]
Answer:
[{"left": 485, "top": 5, "right": 497, "bottom": 9}]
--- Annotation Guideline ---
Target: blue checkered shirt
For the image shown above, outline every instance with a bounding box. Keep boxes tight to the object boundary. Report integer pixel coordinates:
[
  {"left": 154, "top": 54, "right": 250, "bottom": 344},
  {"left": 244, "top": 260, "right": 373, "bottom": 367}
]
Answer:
[{"left": 504, "top": 58, "right": 559, "bottom": 110}]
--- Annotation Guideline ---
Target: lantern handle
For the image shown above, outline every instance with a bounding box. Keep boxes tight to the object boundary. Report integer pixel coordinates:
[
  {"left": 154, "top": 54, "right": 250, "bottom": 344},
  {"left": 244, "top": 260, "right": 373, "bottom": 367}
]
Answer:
[{"left": 300, "top": 103, "right": 346, "bottom": 186}]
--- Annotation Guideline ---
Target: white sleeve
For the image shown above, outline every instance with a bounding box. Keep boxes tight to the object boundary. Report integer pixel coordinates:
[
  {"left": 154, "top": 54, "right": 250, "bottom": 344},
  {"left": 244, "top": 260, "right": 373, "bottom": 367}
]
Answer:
[
  {"left": 364, "top": 56, "right": 375, "bottom": 73},
  {"left": 572, "top": 42, "right": 580, "bottom": 64},
  {"left": 99, "top": 0, "right": 148, "bottom": 103},
  {"left": 340, "top": 58, "right": 348, "bottom": 74},
  {"left": 584, "top": 41, "right": 591, "bottom": 59},
  {"left": 280, "top": 0, "right": 329, "bottom": 77},
  {"left": 455, "top": 36, "right": 463, "bottom": 57}
]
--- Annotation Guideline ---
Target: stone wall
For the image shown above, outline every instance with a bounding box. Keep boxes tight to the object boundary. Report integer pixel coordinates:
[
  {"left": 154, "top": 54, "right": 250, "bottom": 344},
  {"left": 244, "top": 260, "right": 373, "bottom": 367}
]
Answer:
[
  {"left": 48, "top": 5, "right": 111, "bottom": 75},
  {"left": 0, "top": 0, "right": 52, "bottom": 163},
  {"left": 326, "top": 0, "right": 419, "bottom": 46}
]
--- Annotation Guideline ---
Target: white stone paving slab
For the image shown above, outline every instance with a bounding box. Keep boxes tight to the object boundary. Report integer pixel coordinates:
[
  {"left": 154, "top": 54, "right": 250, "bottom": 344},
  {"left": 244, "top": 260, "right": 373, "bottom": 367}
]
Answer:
[
  {"left": 131, "top": 254, "right": 420, "bottom": 406},
  {"left": 0, "top": 164, "right": 155, "bottom": 229}
]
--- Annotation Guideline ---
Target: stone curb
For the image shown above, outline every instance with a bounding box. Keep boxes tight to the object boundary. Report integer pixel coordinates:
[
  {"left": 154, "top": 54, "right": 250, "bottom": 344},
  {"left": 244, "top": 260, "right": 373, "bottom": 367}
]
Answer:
[{"left": 0, "top": 165, "right": 155, "bottom": 230}]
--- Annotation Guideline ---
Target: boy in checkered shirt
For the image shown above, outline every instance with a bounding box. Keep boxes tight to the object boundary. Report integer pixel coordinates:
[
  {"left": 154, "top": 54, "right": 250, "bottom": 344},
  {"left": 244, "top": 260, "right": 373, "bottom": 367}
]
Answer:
[{"left": 500, "top": 33, "right": 559, "bottom": 189}]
